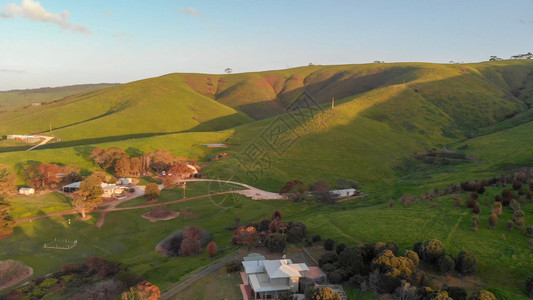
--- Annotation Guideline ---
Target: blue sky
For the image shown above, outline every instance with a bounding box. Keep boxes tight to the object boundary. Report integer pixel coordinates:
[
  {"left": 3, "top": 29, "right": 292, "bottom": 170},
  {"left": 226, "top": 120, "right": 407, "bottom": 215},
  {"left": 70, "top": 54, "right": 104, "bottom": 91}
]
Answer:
[{"left": 0, "top": 0, "right": 532, "bottom": 90}]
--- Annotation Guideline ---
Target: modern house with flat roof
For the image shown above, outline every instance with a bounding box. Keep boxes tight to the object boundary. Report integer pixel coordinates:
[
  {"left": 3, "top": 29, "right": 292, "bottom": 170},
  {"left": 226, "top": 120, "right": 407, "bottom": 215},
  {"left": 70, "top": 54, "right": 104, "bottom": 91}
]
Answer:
[{"left": 242, "top": 259, "right": 309, "bottom": 299}]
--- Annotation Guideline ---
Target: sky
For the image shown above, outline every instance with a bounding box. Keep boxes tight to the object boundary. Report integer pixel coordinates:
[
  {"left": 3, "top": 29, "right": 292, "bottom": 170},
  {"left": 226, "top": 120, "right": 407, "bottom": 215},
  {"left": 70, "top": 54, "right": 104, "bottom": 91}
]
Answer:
[{"left": 0, "top": 0, "right": 532, "bottom": 90}]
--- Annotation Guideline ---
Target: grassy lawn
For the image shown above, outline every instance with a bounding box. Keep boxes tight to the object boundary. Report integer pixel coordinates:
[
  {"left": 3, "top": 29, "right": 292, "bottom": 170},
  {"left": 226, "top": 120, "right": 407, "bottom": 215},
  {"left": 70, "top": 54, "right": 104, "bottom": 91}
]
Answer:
[
  {"left": 7, "top": 192, "right": 72, "bottom": 219},
  {"left": 116, "top": 181, "right": 246, "bottom": 208},
  {"left": 172, "top": 267, "right": 243, "bottom": 300}
]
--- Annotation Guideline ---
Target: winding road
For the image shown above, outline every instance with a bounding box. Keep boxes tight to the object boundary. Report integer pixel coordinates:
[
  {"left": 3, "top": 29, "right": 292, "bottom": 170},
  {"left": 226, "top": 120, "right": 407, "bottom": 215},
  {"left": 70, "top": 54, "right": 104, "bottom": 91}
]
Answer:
[{"left": 27, "top": 135, "right": 54, "bottom": 151}]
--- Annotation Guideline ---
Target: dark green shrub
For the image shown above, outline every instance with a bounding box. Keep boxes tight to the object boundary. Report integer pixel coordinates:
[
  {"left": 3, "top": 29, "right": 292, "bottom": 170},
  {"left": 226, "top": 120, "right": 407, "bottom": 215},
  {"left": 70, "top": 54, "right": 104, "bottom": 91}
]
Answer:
[
  {"left": 526, "top": 275, "right": 533, "bottom": 298},
  {"left": 438, "top": 255, "right": 455, "bottom": 274},
  {"left": 445, "top": 286, "right": 467, "bottom": 300},
  {"left": 312, "top": 234, "right": 321, "bottom": 243},
  {"left": 456, "top": 251, "right": 477, "bottom": 275},
  {"left": 335, "top": 243, "right": 346, "bottom": 255},
  {"left": 225, "top": 260, "right": 242, "bottom": 273},
  {"left": 324, "top": 238, "right": 335, "bottom": 251},
  {"left": 265, "top": 233, "right": 287, "bottom": 253},
  {"left": 420, "top": 239, "right": 446, "bottom": 265},
  {"left": 318, "top": 252, "right": 338, "bottom": 267}
]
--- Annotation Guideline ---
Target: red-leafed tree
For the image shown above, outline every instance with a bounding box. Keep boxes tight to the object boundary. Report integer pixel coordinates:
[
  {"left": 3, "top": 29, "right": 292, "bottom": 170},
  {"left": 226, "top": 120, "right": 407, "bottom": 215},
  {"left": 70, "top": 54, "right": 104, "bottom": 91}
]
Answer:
[
  {"left": 121, "top": 281, "right": 161, "bottom": 300},
  {"left": 180, "top": 226, "right": 202, "bottom": 256},
  {"left": 207, "top": 241, "right": 218, "bottom": 257},
  {"left": 272, "top": 210, "right": 283, "bottom": 221},
  {"left": 24, "top": 163, "right": 61, "bottom": 188}
]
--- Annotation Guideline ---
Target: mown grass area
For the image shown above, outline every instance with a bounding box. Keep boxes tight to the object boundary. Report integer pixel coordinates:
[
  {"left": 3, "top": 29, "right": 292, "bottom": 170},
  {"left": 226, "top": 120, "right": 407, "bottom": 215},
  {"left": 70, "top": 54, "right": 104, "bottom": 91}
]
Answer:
[
  {"left": 116, "top": 181, "right": 246, "bottom": 208},
  {"left": 171, "top": 267, "right": 243, "bottom": 300},
  {"left": 7, "top": 192, "right": 72, "bottom": 219}
]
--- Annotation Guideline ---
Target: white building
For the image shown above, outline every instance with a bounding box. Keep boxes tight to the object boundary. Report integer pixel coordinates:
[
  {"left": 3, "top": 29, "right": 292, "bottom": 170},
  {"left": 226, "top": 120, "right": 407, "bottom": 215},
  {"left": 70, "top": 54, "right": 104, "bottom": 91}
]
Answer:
[
  {"left": 242, "top": 259, "right": 309, "bottom": 299},
  {"left": 330, "top": 188, "right": 358, "bottom": 198},
  {"left": 63, "top": 181, "right": 123, "bottom": 198},
  {"left": 19, "top": 187, "right": 35, "bottom": 195}
]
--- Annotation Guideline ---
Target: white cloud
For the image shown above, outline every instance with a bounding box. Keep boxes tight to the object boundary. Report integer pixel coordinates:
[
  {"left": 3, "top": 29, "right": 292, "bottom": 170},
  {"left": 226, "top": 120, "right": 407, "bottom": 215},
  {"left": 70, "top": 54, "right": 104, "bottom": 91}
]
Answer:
[
  {"left": 180, "top": 7, "right": 201, "bottom": 17},
  {"left": 0, "top": 0, "right": 91, "bottom": 34}
]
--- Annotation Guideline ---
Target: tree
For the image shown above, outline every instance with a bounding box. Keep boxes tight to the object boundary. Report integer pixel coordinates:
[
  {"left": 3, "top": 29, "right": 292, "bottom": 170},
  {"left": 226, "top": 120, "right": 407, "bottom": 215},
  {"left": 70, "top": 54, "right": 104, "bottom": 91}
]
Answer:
[
  {"left": 445, "top": 286, "right": 467, "bottom": 300},
  {"left": 167, "top": 163, "right": 195, "bottom": 180},
  {"left": 312, "top": 287, "right": 342, "bottom": 300},
  {"left": 492, "top": 202, "right": 502, "bottom": 216},
  {"left": 72, "top": 176, "right": 103, "bottom": 219},
  {"left": 121, "top": 281, "right": 160, "bottom": 300},
  {"left": 324, "top": 238, "right": 335, "bottom": 251},
  {"left": 438, "top": 255, "right": 455, "bottom": 274},
  {"left": 0, "top": 198, "right": 15, "bottom": 236},
  {"left": 232, "top": 226, "right": 258, "bottom": 246},
  {"left": 287, "top": 222, "right": 307, "bottom": 243},
  {"left": 180, "top": 226, "right": 202, "bottom": 256},
  {"left": 527, "top": 226, "right": 533, "bottom": 238},
  {"left": 24, "top": 163, "right": 61, "bottom": 188},
  {"left": 144, "top": 183, "right": 160, "bottom": 201},
  {"left": 469, "top": 290, "right": 496, "bottom": 300},
  {"left": 114, "top": 158, "right": 131, "bottom": 177},
  {"left": 420, "top": 239, "right": 446, "bottom": 265},
  {"left": 404, "top": 250, "right": 419, "bottom": 266},
  {"left": 265, "top": 233, "right": 287, "bottom": 253},
  {"left": 0, "top": 165, "right": 16, "bottom": 195},
  {"left": 488, "top": 213, "right": 498, "bottom": 229},
  {"left": 272, "top": 209, "right": 283, "bottom": 221},
  {"left": 513, "top": 209, "right": 525, "bottom": 229},
  {"left": 456, "top": 250, "right": 477, "bottom": 275},
  {"left": 313, "top": 181, "right": 335, "bottom": 203},
  {"left": 339, "top": 246, "right": 365, "bottom": 276},
  {"left": 207, "top": 241, "right": 218, "bottom": 257}
]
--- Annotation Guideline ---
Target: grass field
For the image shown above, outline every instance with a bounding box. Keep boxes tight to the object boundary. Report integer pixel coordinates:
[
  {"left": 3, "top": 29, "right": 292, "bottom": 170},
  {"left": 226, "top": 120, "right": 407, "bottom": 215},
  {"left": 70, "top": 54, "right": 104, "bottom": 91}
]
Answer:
[
  {"left": 172, "top": 267, "right": 243, "bottom": 300},
  {"left": 7, "top": 192, "right": 72, "bottom": 219}
]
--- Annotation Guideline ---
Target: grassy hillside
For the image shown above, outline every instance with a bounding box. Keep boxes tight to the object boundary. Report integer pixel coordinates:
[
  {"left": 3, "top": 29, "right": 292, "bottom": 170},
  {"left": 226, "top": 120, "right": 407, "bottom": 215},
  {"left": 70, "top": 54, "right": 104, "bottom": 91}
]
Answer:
[{"left": 0, "top": 83, "right": 118, "bottom": 108}]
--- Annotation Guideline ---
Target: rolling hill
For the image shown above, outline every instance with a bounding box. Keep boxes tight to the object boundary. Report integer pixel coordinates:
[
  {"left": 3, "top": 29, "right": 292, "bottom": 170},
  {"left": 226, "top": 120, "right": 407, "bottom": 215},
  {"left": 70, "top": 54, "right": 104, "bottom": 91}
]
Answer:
[{"left": 0, "top": 60, "right": 532, "bottom": 194}]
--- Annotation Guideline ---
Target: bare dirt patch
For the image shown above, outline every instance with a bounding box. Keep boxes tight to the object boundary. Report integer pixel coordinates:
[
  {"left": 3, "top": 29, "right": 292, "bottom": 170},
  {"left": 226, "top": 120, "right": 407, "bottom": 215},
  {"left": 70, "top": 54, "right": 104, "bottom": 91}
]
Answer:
[
  {"left": 0, "top": 261, "right": 33, "bottom": 291},
  {"left": 141, "top": 206, "right": 179, "bottom": 222}
]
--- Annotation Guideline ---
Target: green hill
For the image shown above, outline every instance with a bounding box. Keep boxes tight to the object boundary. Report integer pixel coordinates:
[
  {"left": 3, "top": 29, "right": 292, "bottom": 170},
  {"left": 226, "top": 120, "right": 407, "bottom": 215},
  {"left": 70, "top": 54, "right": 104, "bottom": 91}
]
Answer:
[{"left": 0, "top": 83, "right": 119, "bottom": 108}]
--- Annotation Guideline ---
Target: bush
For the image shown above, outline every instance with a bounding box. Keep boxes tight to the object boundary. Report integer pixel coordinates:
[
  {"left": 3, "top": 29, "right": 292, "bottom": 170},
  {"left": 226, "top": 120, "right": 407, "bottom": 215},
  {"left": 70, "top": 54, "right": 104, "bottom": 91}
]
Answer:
[
  {"left": 327, "top": 269, "right": 345, "bottom": 284},
  {"left": 335, "top": 243, "right": 346, "bottom": 255},
  {"left": 469, "top": 289, "right": 496, "bottom": 300},
  {"left": 420, "top": 239, "right": 446, "bottom": 265},
  {"left": 338, "top": 246, "right": 365, "bottom": 276},
  {"left": 265, "top": 233, "right": 287, "bottom": 253},
  {"left": 455, "top": 250, "right": 477, "bottom": 275},
  {"left": 312, "top": 287, "right": 342, "bottom": 300},
  {"left": 510, "top": 199, "right": 521, "bottom": 211},
  {"left": 445, "top": 286, "right": 467, "bottom": 300},
  {"left": 312, "top": 234, "right": 321, "bottom": 243},
  {"left": 488, "top": 213, "right": 498, "bottom": 229},
  {"left": 287, "top": 222, "right": 307, "bottom": 243},
  {"left": 438, "top": 255, "right": 455, "bottom": 274},
  {"left": 318, "top": 253, "right": 338, "bottom": 267},
  {"left": 527, "top": 226, "right": 533, "bottom": 238},
  {"left": 225, "top": 260, "right": 242, "bottom": 273},
  {"left": 404, "top": 250, "right": 419, "bottom": 266},
  {"left": 324, "top": 238, "right": 335, "bottom": 251},
  {"left": 513, "top": 210, "right": 525, "bottom": 229}
]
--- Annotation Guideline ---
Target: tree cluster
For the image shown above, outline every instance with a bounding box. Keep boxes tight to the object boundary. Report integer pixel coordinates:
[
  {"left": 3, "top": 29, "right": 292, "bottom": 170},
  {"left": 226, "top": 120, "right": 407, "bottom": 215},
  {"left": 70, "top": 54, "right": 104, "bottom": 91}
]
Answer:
[
  {"left": 7, "top": 257, "right": 146, "bottom": 300},
  {"left": 317, "top": 238, "right": 479, "bottom": 298},
  {"left": 89, "top": 147, "right": 199, "bottom": 179},
  {"left": 23, "top": 163, "right": 81, "bottom": 189},
  {"left": 230, "top": 210, "right": 308, "bottom": 253}
]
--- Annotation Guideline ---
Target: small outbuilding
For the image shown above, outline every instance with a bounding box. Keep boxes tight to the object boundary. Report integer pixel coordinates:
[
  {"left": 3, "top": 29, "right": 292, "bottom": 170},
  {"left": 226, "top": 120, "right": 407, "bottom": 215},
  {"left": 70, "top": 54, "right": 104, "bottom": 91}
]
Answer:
[
  {"left": 118, "top": 178, "right": 133, "bottom": 185},
  {"left": 63, "top": 181, "right": 81, "bottom": 193},
  {"left": 19, "top": 187, "right": 35, "bottom": 195}
]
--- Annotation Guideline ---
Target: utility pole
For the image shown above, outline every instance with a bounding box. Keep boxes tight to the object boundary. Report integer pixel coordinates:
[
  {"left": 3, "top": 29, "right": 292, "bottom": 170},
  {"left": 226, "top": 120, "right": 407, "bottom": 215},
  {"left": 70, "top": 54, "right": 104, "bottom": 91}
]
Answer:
[
  {"left": 49, "top": 123, "right": 52, "bottom": 135},
  {"left": 331, "top": 97, "right": 335, "bottom": 109}
]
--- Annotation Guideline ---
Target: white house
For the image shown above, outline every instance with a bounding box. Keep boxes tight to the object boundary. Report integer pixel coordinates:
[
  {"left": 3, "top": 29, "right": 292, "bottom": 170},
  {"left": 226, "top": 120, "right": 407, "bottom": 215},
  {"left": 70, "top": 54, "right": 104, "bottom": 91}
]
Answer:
[
  {"left": 19, "top": 187, "right": 35, "bottom": 195},
  {"left": 330, "top": 188, "right": 358, "bottom": 198},
  {"left": 242, "top": 259, "right": 309, "bottom": 299},
  {"left": 63, "top": 181, "right": 123, "bottom": 198},
  {"left": 101, "top": 183, "right": 123, "bottom": 198}
]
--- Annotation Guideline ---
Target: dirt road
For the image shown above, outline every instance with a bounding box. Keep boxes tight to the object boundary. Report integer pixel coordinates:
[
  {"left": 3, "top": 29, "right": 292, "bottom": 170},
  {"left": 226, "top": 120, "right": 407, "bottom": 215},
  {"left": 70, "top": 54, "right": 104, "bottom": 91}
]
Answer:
[{"left": 27, "top": 135, "right": 54, "bottom": 151}]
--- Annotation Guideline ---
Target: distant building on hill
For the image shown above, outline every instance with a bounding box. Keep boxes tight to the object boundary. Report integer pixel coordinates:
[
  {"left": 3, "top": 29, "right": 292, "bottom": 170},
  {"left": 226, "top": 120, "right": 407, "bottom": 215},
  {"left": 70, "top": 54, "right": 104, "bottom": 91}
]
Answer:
[
  {"left": 63, "top": 181, "right": 123, "bottom": 198},
  {"left": 118, "top": 178, "right": 133, "bottom": 185},
  {"left": 6, "top": 135, "right": 41, "bottom": 143},
  {"left": 330, "top": 188, "right": 358, "bottom": 198}
]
